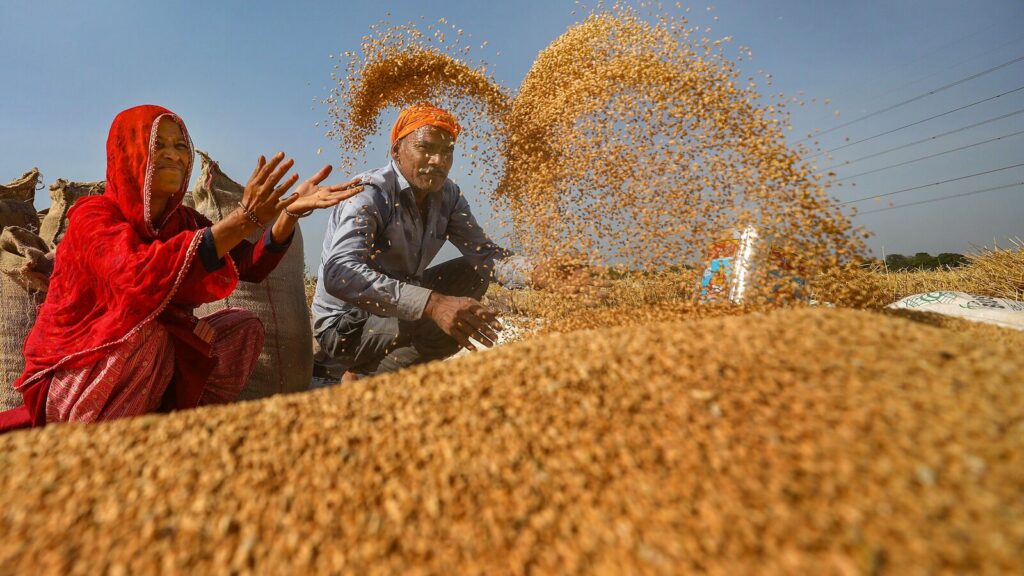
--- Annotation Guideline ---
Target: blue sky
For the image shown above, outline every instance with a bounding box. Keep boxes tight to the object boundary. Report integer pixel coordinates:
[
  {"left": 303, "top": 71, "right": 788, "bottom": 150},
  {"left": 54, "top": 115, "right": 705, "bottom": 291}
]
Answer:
[{"left": 2, "top": 0, "right": 1021, "bottom": 271}]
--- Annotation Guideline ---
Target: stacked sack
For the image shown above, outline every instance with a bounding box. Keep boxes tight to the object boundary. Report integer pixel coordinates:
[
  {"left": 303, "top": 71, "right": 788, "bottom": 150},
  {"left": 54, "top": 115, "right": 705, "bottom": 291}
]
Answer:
[
  {"left": 39, "top": 179, "right": 106, "bottom": 246},
  {"left": 0, "top": 170, "right": 48, "bottom": 410},
  {"left": 184, "top": 151, "right": 312, "bottom": 400}
]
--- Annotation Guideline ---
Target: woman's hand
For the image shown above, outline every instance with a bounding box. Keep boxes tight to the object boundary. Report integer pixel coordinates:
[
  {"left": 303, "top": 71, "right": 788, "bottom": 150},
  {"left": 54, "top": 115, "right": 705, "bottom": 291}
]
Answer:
[
  {"left": 213, "top": 154, "right": 365, "bottom": 257},
  {"left": 282, "top": 164, "right": 364, "bottom": 215},
  {"left": 268, "top": 164, "right": 364, "bottom": 244},
  {"left": 242, "top": 152, "right": 299, "bottom": 226}
]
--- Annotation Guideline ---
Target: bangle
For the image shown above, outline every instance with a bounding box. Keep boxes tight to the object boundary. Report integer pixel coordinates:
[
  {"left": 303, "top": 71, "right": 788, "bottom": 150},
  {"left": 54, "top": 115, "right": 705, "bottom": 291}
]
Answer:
[
  {"left": 238, "top": 202, "right": 265, "bottom": 229},
  {"left": 283, "top": 206, "right": 314, "bottom": 219}
]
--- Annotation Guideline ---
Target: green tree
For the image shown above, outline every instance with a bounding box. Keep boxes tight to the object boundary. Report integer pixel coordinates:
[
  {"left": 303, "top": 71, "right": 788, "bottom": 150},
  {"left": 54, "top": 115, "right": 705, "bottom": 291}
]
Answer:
[
  {"left": 908, "top": 252, "right": 933, "bottom": 270},
  {"left": 936, "top": 253, "right": 968, "bottom": 269},
  {"left": 885, "top": 253, "right": 909, "bottom": 271}
]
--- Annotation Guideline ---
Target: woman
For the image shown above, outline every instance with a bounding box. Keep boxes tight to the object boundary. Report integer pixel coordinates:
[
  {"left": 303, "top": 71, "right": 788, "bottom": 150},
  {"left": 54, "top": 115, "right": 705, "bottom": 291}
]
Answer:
[{"left": 0, "top": 104, "right": 362, "bottom": 430}]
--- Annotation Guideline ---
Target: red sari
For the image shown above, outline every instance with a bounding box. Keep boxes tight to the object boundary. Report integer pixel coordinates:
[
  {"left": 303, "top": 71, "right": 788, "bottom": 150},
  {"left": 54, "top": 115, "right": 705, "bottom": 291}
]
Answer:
[{"left": 0, "top": 105, "right": 286, "bottom": 431}]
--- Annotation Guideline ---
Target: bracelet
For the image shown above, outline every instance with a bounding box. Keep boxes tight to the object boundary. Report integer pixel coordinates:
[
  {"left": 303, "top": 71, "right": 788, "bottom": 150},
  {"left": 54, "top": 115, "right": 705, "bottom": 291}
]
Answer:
[
  {"left": 283, "top": 206, "right": 314, "bottom": 219},
  {"left": 238, "top": 202, "right": 265, "bottom": 229}
]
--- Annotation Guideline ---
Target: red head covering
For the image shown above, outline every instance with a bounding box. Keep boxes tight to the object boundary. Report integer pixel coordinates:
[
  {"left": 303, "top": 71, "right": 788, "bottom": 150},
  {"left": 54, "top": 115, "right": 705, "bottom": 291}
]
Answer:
[
  {"left": 390, "top": 102, "right": 462, "bottom": 145},
  {"left": 105, "top": 105, "right": 194, "bottom": 238},
  {"left": 0, "top": 105, "right": 238, "bottom": 429}
]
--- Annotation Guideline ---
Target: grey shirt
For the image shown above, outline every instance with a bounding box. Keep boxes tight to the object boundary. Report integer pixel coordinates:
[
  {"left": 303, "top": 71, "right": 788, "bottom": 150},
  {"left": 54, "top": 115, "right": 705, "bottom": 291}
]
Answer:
[{"left": 312, "top": 161, "right": 529, "bottom": 335}]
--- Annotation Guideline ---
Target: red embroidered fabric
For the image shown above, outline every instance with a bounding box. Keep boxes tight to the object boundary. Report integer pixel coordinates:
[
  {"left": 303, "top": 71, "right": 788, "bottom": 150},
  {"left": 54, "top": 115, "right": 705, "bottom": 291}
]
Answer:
[
  {"left": 45, "top": 307, "right": 263, "bottom": 424},
  {"left": 0, "top": 105, "right": 250, "bottom": 430}
]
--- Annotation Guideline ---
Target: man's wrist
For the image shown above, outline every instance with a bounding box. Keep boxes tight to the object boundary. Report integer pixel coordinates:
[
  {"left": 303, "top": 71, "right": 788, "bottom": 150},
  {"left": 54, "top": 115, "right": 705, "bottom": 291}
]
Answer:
[{"left": 423, "top": 291, "right": 438, "bottom": 319}]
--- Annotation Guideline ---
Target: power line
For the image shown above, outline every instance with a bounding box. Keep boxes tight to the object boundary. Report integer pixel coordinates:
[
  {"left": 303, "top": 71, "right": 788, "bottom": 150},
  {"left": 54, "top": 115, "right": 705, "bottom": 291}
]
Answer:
[
  {"left": 806, "top": 84, "right": 1024, "bottom": 159},
  {"left": 796, "top": 54, "right": 1024, "bottom": 143},
  {"left": 805, "top": 31, "right": 1024, "bottom": 127},
  {"left": 856, "top": 181, "right": 1022, "bottom": 215},
  {"left": 818, "top": 107, "right": 1024, "bottom": 172},
  {"left": 833, "top": 129, "right": 1024, "bottom": 182},
  {"left": 841, "top": 162, "right": 1024, "bottom": 204},
  {"left": 846, "top": 33, "right": 1024, "bottom": 114}
]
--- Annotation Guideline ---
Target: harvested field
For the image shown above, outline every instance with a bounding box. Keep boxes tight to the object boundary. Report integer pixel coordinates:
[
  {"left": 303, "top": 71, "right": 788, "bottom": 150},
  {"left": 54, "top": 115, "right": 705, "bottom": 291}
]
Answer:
[
  {"left": 813, "top": 241, "right": 1024, "bottom": 309},
  {"left": 2, "top": 308, "right": 1022, "bottom": 574}
]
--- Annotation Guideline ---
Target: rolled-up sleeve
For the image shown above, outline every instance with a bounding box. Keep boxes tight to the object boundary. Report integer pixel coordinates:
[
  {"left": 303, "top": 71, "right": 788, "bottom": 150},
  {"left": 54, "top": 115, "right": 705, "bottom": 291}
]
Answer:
[
  {"left": 446, "top": 188, "right": 531, "bottom": 289},
  {"left": 321, "top": 190, "right": 433, "bottom": 321}
]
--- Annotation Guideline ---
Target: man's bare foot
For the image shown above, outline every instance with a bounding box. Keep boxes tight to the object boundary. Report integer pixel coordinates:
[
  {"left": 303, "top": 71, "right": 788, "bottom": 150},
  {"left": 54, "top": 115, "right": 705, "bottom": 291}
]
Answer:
[{"left": 340, "top": 371, "right": 361, "bottom": 385}]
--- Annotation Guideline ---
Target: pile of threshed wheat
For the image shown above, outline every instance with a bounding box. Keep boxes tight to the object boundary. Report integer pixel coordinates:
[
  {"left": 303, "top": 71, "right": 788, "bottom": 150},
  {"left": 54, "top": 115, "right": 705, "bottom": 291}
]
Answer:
[{"left": 2, "top": 6, "right": 1021, "bottom": 574}]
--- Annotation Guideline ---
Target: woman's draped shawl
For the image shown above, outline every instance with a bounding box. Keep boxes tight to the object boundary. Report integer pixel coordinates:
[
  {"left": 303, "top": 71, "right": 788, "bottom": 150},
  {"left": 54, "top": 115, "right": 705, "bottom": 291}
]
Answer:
[{"left": 0, "top": 105, "right": 240, "bottom": 429}]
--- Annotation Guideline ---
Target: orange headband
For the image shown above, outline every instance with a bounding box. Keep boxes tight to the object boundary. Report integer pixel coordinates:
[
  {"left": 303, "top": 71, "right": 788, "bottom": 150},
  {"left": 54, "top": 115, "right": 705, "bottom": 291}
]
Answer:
[{"left": 391, "top": 102, "right": 462, "bottom": 145}]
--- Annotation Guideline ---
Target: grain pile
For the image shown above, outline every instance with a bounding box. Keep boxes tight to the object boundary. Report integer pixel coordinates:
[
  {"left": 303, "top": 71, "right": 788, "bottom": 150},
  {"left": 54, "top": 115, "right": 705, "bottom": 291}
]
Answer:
[{"left": 1, "top": 308, "right": 1021, "bottom": 574}]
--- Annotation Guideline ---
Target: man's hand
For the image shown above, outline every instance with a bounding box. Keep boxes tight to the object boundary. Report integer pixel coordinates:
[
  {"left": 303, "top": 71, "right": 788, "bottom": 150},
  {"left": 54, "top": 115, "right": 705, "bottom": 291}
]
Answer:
[{"left": 423, "top": 292, "right": 502, "bottom": 351}]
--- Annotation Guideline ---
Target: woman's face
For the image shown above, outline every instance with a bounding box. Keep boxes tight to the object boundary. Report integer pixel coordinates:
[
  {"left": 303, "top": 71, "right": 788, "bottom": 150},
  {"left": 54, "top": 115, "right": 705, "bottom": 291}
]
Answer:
[{"left": 151, "top": 117, "right": 190, "bottom": 198}]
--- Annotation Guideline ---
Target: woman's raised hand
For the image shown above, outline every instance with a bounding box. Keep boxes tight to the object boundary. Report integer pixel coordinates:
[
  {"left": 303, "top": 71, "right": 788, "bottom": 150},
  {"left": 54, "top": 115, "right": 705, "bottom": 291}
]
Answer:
[
  {"left": 281, "top": 164, "right": 364, "bottom": 215},
  {"left": 212, "top": 153, "right": 364, "bottom": 258},
  {"left": 242, "top": 152, "right": 299, "bottom": 226},
  {"left": 242, "top": 154, "right": 363, "bottom": 227}
]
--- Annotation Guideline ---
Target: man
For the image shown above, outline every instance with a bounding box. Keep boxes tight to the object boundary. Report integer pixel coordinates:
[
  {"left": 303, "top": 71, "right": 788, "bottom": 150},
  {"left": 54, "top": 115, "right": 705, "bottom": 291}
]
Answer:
[{"left": 312, "top": 102, "right": 534, "bottom": 381}]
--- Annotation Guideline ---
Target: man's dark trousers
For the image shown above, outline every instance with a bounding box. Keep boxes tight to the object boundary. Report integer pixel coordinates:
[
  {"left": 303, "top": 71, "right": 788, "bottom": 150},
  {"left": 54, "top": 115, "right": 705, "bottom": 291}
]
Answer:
[{"left": 316, "top": 256, "right": 489, "bottom": 377}]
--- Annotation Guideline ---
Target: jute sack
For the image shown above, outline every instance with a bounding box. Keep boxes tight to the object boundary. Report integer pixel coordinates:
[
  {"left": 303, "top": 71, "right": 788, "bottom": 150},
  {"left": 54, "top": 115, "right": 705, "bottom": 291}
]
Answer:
[
  {"left": 0, "top": 169, "right": 40, "bottom": 203},
  {"left": 0, "top": 227, "right": 51, "bottom": 411},
  {"left": 183, "top": 151, "right": 312, "bottom": 400},
  {"left": 39, "top": 179, "right": 105, "bottom": 247},
  {"left": 0, "top": 169, "right": 42, "bottom": 235},
  {"left": 0, "top": 200, "right": 40, "bottom": 234}
]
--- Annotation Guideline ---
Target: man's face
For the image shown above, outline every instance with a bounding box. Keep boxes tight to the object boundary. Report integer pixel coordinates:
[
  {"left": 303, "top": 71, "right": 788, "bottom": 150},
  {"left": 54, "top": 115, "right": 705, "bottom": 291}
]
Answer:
[{"left": 392, "top": 125, "right": 455, "bottom": 194}]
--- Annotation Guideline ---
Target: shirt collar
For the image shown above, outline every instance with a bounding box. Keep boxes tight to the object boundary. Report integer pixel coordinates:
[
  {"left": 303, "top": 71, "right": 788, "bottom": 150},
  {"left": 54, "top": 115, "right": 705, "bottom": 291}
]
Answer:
[{"left": 390, "top": 160, "right": 413, "bottom": 193}]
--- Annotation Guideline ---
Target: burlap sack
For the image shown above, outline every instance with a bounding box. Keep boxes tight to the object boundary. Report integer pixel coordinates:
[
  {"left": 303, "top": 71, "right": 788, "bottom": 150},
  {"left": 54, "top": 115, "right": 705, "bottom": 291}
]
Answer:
[
  {"left": 0, "top": 169, "right": 40, "bottom": 203},
  {"left": 0, "top": 227, "right": 51, "bottom": 411},
  {"left": 39, "top": 179, "right": 105, "bottom": 247},
  {"left": 0, "top": 169, "right": 41, "bottom": 235},
  {"left": 0, "top": 200, "right": 40, "bottom": 234},
  {"left": 183, "top": 151, "right": 312, "bottom": 400}
]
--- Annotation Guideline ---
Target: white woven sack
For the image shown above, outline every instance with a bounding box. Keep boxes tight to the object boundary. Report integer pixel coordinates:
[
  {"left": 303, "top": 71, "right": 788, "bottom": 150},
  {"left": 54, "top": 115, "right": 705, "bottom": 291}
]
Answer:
[{"left": 888, "top": 291, "right": 1024, "bottom": 331}]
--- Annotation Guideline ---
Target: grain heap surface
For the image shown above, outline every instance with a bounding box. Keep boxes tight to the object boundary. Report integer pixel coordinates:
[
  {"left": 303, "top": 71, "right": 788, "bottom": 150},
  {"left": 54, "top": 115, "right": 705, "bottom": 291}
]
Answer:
[{"left": 2, "top": 308, "right": 1021, "bottom": 574}]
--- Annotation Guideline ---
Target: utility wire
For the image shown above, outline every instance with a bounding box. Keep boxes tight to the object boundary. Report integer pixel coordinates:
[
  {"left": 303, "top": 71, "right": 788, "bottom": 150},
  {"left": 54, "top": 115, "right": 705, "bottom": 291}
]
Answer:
[
  {"left": 818, "top": 107, "right": 1024, "bottom": 172},
  {"left": 806, "top": 84, "right": 1024, "bottom": 159},
  {"left": 841, "top": 162, "right": 1024, "bottom": 204},
  {"left": 833, "top": 129, "right": 1024, "bottom": 182},
  {"left": 844, "top": 33, "right": 1024, "bottom": 115},
  {"left": 856, "top": 182, "right": 1022, "bottom": 215},
  {"left": 796, "top": 54, "right": 1024, "bottom": 143},
  {"left": 805, "top": 32, "right": 1024, "bottom": 127}
]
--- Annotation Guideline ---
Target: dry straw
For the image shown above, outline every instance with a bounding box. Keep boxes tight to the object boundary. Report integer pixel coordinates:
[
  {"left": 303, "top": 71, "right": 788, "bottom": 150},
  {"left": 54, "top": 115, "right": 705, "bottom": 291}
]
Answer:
[{"left": 814, "top": 239, "right": 1024, "bottom": 309}]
